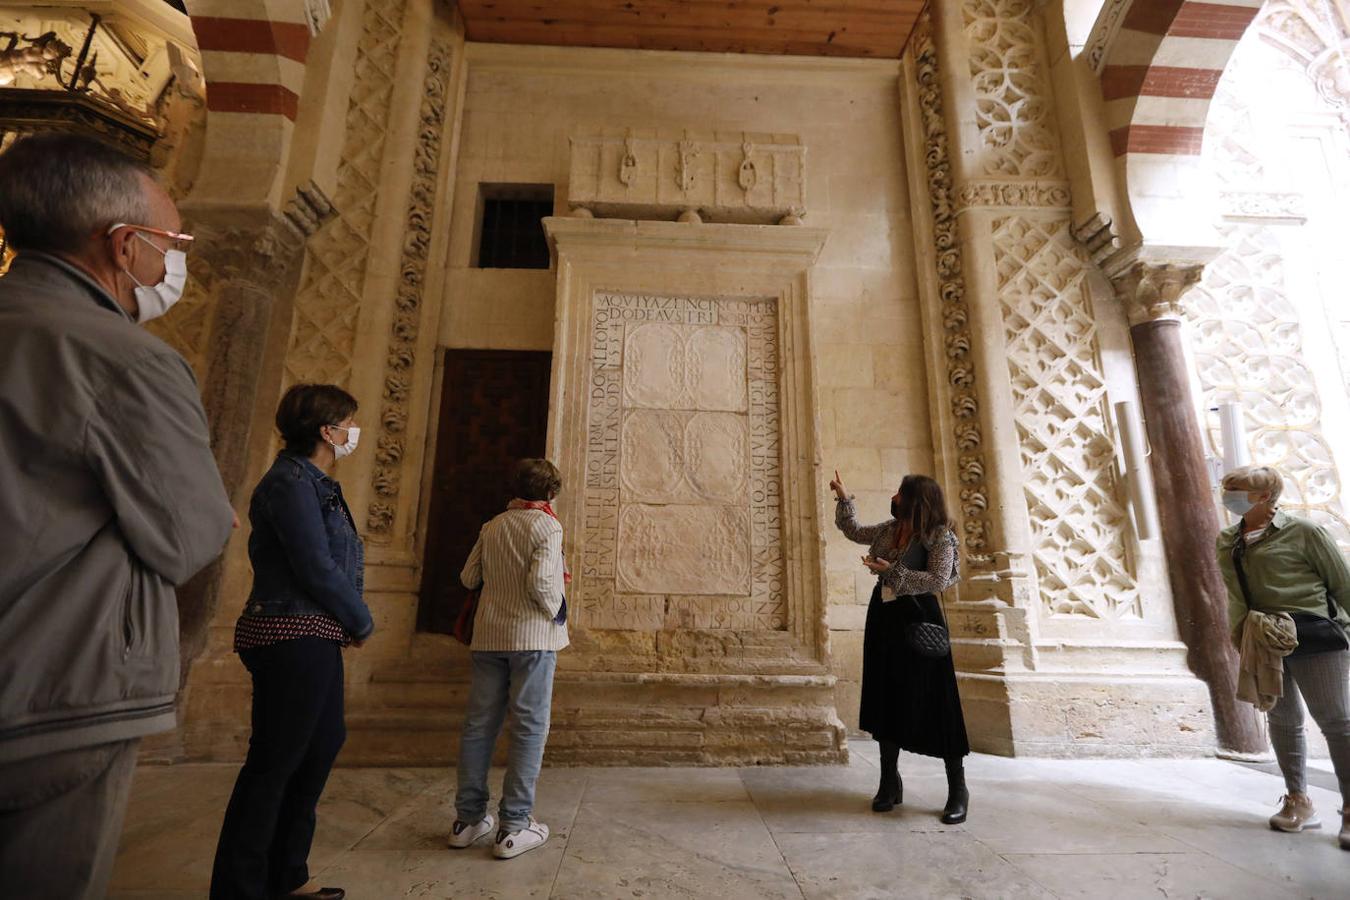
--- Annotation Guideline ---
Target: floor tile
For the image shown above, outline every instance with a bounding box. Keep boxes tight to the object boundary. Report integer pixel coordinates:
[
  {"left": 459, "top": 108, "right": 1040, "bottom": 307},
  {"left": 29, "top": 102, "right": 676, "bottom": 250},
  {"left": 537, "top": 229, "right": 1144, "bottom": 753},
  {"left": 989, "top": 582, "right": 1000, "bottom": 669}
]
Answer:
[
  {"left": 550, "top": 800, "right": 801, "bottom": 899},
  {"left": 1003, "top": 850, "right": 1307, "bottom": 900},
  {"left": 775, "top": 830, "right": 1055, "bottom": 900}
]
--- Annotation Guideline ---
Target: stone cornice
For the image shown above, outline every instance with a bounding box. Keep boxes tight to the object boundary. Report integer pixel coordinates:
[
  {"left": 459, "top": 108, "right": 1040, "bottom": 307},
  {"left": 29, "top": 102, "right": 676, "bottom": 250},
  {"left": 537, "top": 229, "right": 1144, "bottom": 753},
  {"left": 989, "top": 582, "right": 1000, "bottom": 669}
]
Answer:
[{"left": 544, "top": 217, "right": 829, "bottom": 263}]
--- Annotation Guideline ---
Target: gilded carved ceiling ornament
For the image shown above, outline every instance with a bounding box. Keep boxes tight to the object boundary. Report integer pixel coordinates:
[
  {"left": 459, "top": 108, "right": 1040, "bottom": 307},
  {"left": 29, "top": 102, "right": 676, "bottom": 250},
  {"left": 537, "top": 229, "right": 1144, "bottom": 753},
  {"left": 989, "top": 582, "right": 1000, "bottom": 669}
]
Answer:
[
  {"left": 914, "top": 16, "right": 994, "bottom": 565},
  {"left": 367, "top": 36, "right": 453, "bottom": 538}
]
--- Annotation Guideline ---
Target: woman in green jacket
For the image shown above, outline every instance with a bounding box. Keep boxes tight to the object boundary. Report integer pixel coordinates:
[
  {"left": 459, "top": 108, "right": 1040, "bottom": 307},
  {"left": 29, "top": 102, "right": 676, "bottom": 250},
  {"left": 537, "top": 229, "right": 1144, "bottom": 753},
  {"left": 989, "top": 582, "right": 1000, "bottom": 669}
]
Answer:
[{"left": 1217, "top": 465, "right": 1350, "bottom": 849}]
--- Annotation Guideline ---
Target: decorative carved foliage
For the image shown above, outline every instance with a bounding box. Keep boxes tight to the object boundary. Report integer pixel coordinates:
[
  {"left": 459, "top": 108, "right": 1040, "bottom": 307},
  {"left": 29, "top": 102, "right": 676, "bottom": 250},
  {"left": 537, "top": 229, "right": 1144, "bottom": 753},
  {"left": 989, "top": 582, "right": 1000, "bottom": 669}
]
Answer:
[
  {"left": 284, "top": 0, "right": 406, "bottom": 389},
  {"left": 961, "top": 0, "right": 1063, "bottom": 178},
  {"left": 993, "top": 216, "right": 1142, "bottom": 620},
  {"left": 956, "top": 180, "right": 1071, "bottom": 211},
  {"left": 1260, "top": 0, "right": 1350, "bottom": 123},
  {"left": 914, "top": 19, "right": 994, "bottom": 564},
  {"left": 583, "top": 292, "right": 784, "bottom": 630},
  {"left": 1084, "top": 0, "right": 1131, "bottom": 74},
  {"left": 1187, "top": 225, "right": 1350, "bottom": 546},
  {"left": 366, "top": 36, "right": 452, "bottom": 537}
]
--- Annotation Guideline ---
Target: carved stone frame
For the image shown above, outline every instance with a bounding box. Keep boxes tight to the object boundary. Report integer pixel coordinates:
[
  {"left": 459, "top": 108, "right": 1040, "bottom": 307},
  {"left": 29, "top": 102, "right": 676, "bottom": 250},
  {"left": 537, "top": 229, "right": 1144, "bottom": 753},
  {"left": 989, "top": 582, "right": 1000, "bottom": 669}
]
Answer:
[{"left": 543, "top": 217, "right": 831, "bottom": 669}]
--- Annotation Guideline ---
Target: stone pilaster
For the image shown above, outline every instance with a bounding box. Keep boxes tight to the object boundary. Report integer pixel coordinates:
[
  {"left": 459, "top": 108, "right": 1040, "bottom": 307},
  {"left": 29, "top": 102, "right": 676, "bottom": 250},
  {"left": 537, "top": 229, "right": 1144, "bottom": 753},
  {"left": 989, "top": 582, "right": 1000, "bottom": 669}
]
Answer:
[
  {"left": 900, "top": 2, "right": 1215, "bottom": 756},
  {"left": 158, "top": 207, "right": 306, "bottom": 681},
  {"left": 1117, "top": 262, "right": 1266, "bottom": 754}
]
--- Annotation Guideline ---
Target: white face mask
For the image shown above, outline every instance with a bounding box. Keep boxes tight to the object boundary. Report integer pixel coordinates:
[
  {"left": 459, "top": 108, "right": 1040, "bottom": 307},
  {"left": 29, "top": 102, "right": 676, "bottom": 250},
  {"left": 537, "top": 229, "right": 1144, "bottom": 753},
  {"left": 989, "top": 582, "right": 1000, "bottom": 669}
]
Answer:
[
  {"left": 328, "top": 425, "right": 360, "bottom": 460},
  {"left": 124, "top": 234, "right": 188, "bottom": 324}
]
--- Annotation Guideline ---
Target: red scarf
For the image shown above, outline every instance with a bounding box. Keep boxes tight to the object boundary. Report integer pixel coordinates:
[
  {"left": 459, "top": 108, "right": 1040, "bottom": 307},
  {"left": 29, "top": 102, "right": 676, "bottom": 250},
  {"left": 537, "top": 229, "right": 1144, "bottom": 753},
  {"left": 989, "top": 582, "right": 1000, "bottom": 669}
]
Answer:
[{"left": 508, "top": 499, "right": 572, "bottom": 584}]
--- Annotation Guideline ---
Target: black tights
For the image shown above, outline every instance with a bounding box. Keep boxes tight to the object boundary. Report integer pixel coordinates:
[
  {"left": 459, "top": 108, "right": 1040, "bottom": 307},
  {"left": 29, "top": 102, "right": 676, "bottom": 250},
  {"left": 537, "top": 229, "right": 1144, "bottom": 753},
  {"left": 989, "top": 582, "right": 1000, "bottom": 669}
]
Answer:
[{"left": 878, "top": 739, "right": 964, "bottom": 789}]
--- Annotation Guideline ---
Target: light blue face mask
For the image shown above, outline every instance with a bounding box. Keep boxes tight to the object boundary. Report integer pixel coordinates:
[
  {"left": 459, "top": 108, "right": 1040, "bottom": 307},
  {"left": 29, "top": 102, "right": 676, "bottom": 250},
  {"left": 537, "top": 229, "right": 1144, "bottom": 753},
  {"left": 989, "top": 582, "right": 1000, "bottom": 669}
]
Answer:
[{"left": 1222, "top": 491, "right": 1255, "bottom": 517}]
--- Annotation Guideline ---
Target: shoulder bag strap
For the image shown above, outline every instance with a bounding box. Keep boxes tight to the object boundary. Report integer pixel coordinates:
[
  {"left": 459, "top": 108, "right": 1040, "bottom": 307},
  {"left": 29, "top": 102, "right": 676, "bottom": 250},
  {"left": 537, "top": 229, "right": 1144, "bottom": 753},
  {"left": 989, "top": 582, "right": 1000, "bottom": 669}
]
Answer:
[{"left": 1231, "top": 534, "right": 1256, "bottom": 610}]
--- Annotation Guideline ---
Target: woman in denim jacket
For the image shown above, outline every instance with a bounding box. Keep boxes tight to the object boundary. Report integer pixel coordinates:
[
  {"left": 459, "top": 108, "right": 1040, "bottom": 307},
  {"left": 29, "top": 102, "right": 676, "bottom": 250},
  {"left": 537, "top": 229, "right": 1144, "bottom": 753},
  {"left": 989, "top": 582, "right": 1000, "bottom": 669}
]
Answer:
[{"left": 211, "top": 384, "right": 374, "bottom": 900}]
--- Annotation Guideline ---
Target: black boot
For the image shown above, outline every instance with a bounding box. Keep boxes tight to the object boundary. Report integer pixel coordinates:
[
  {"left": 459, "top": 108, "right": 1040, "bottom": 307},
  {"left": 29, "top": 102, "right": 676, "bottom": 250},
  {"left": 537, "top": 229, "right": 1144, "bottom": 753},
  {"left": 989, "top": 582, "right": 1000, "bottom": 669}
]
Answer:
[
  {"left": 872, "top": 740, "right": 903, "bottom": 812},
  {"left": 941, "top": 756, "right": 968, "bottom": 824}
]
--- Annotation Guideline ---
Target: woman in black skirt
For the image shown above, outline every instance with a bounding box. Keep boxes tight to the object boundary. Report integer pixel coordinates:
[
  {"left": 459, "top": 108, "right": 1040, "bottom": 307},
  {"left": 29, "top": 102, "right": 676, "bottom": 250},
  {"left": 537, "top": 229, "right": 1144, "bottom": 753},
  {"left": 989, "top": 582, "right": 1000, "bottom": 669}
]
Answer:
[{"left": 829, "top": 471, "right": 968, "bottom": 823}]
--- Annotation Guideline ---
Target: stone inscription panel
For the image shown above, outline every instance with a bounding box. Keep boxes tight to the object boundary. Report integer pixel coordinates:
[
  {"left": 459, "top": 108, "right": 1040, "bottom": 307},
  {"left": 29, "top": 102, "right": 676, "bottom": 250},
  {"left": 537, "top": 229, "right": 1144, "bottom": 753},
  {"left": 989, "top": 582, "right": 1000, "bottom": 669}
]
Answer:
[{"left": 583, "top": 292, "right": 785, "bottom": 631}]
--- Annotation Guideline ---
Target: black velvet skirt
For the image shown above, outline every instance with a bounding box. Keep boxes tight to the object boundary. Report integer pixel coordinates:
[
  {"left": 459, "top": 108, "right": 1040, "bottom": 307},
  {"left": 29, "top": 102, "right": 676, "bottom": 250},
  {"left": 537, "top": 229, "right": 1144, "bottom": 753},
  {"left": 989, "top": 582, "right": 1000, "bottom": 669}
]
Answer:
[{"left": 859, "top": 583, "right": 970, "bottom": 759}]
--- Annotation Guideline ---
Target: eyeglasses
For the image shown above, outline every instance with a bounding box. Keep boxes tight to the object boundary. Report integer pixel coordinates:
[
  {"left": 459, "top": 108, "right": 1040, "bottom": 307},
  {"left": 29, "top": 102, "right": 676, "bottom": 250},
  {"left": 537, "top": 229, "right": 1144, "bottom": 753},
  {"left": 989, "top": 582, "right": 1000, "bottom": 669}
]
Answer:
[{"left": 107, "top": 223, "right": 195, "bottom": 250}]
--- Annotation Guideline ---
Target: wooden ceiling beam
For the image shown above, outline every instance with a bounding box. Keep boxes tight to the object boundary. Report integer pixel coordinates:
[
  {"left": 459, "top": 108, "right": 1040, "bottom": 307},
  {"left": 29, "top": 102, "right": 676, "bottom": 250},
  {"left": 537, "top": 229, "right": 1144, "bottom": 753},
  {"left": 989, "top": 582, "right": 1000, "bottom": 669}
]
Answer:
[{"left": 457, "top": 0, "right": 925, "bottom": 60}]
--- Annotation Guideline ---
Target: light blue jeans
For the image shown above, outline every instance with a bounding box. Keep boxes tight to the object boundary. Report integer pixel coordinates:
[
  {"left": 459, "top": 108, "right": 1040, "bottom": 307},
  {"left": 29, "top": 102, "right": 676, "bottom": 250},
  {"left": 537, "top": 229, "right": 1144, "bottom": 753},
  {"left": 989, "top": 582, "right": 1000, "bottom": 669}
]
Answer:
[{"left": 455, "top": 650, "right": 557, "bottom": 832}]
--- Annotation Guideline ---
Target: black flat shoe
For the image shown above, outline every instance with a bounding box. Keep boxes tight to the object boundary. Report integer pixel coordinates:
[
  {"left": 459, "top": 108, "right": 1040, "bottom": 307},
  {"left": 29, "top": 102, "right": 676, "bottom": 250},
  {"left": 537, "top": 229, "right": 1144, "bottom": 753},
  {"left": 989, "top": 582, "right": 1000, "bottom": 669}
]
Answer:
[
  {"left": 940, "top": 787, "right": 969, "bottom": 824},
  {"left": 283, "top": 889, "right": 345, "bottom": 899}
]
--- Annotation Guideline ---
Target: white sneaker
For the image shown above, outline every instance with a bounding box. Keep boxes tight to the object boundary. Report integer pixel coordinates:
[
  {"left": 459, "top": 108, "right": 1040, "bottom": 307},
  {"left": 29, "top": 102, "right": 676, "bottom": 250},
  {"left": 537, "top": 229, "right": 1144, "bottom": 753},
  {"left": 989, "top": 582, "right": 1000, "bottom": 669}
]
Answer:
[
  {"left": 447, "top": 813, "right": 495, "bottom": 848},
  {"left": 492, "top": 818, "right": 549, "bottom": 859}
]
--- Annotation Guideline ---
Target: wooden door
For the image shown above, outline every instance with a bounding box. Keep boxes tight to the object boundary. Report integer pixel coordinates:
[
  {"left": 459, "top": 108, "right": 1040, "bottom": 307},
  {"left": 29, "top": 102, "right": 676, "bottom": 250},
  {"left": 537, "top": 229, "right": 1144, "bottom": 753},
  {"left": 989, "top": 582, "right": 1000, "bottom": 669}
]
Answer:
[{"left": 418, "top": 349, "right": 552, "bottom": 634}]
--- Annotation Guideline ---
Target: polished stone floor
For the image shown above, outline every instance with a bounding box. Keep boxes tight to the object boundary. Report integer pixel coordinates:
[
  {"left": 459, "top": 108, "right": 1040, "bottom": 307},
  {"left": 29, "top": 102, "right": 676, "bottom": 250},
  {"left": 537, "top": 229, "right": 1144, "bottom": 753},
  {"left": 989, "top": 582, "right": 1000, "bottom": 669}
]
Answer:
[{"left": 110, "top": 741, "right": 1346, "bottom": 899}]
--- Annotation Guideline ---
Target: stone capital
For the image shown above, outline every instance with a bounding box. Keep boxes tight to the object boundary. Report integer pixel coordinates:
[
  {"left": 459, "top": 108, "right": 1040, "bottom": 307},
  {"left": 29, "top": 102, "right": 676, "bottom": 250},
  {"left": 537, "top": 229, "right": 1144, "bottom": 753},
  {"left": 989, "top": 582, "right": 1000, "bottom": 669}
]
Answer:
[
  {"left": 1113, "top": 261, "right": 1205, "bottom": 327},
  {"left": 178, "top": 205, "right": 306, "bottom": 292}
]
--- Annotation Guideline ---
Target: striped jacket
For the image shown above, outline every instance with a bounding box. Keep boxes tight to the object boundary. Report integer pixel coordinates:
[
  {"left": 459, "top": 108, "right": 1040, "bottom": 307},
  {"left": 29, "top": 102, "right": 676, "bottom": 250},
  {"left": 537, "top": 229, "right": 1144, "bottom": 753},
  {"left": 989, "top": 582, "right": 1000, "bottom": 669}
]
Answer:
[{"left": 460, "top": 508, "right": 569, "bottom": 652}]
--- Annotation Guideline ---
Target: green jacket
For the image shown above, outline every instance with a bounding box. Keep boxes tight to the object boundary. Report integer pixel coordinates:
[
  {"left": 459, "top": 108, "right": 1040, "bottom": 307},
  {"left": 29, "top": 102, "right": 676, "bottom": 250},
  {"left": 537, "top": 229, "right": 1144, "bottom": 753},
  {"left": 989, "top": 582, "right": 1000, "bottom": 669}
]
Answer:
[{"left": 1217, "top": 510, "right": 1350, "bottom": 640}]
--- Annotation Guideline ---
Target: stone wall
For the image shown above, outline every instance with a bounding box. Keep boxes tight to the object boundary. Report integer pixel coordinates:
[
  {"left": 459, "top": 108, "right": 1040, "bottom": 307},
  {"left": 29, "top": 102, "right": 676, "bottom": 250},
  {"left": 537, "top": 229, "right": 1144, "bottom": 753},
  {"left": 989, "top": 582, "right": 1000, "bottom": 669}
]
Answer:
[{"left": 436, "top": 44, "right": 925, "bottom": 748}]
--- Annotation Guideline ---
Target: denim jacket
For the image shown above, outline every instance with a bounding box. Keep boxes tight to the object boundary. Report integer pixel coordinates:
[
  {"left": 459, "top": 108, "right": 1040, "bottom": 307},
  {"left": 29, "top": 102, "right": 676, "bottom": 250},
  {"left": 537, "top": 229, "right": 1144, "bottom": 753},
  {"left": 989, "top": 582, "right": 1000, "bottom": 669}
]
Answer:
[{"left": 243, "top": 452, "right": 374, "bottom": 640}]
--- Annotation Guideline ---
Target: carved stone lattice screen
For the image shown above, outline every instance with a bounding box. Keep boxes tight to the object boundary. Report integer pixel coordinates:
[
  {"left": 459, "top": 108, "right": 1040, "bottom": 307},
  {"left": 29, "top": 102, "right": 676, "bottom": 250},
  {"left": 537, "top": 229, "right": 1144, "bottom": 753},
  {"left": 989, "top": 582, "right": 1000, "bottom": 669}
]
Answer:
[{"left": 542, "top": 217, "right": 845, "bottom": 765}]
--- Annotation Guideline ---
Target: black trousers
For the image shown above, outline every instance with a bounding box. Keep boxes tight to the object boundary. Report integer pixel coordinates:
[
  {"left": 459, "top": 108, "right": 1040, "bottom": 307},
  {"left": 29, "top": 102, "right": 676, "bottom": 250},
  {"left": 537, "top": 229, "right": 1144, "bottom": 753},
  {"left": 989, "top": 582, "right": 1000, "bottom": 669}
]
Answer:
[{"left": 211, "top": 637, "right": 346, "bottom": 899}]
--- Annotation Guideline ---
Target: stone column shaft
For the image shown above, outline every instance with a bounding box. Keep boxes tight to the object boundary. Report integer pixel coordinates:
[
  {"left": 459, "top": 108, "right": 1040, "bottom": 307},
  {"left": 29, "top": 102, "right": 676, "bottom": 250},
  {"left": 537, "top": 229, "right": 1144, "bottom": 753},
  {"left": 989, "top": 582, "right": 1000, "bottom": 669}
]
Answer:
[{"left": 1123, "top": 266, "right": 1265, "bottom": 754}]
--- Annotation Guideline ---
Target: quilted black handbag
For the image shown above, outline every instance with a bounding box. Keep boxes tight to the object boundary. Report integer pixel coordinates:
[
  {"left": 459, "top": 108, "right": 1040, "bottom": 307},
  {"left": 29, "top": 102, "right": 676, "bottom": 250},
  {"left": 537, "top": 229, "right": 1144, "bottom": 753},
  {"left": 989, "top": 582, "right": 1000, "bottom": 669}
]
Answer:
[{"left": 904, "top": 616, "right": 951, "bottom": 658}]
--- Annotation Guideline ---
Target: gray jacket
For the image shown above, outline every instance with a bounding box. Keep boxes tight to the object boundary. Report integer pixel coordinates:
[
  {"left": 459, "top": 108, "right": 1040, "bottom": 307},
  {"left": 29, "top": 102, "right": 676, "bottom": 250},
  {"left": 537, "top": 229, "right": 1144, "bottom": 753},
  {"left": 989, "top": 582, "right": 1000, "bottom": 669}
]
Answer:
[{"left": 0, "top": 253, "right": 234, "bottom": 763}]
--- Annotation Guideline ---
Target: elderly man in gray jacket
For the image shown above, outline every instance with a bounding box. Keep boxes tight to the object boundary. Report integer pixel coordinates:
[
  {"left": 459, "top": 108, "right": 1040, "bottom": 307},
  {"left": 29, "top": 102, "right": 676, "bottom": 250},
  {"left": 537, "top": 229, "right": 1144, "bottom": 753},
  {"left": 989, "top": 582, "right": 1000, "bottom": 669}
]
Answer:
[{"left": 0, "top": 133, "right": 235, "bottom": 897}]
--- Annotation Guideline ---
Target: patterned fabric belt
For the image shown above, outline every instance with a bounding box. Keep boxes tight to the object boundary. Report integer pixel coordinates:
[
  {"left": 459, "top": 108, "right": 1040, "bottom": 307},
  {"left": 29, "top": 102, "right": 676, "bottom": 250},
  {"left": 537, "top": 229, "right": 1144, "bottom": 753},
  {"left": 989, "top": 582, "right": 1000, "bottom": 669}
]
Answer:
[{"left": 233, "top": 613, "right": 351, "bottom": 652}]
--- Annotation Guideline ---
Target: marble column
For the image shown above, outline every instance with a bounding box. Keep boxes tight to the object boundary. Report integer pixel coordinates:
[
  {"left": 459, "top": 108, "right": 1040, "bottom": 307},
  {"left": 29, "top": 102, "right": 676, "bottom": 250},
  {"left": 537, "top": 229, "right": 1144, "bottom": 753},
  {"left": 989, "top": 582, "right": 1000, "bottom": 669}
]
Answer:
[{"left": 1119, "top": 262, "right": 1266, "bottom": 755}]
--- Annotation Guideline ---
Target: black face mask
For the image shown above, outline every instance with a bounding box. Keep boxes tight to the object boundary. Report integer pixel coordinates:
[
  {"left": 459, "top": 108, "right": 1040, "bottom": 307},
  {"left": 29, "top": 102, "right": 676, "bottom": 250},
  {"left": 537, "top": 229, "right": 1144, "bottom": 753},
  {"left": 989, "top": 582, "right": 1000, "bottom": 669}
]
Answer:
[{"left": 891, "top": 499, "right": 903, "bottom": 520}]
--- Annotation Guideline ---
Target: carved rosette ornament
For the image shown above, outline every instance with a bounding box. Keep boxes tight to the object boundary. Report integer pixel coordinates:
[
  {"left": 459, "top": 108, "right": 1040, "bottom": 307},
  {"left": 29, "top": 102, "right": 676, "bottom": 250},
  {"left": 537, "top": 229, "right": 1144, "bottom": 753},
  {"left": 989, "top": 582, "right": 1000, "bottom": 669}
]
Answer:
[
  {"left": 366, "top": 37, "right": 452, "bottom": 538},
  {"left": 1113, "top": 262, "right": 1204, "bottom": 327},
  {"left": 915, "top": 19, "right": 994, "bottom": 565}
]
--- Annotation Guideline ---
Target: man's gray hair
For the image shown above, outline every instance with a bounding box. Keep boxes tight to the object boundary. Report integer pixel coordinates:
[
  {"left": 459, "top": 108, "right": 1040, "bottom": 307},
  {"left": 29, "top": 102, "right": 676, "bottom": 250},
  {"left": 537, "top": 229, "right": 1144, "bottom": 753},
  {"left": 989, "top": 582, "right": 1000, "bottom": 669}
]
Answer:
[{"left": 0, "top": 132, "right": 153, "bottom": 255}]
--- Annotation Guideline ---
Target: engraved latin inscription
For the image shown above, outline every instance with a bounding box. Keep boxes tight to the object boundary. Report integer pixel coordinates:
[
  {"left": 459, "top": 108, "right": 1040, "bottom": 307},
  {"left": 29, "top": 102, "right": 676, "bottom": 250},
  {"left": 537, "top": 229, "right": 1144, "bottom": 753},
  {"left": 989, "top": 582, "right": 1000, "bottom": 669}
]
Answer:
[{"left": 583, "top": 291, "right": 785, "bottom": 630}]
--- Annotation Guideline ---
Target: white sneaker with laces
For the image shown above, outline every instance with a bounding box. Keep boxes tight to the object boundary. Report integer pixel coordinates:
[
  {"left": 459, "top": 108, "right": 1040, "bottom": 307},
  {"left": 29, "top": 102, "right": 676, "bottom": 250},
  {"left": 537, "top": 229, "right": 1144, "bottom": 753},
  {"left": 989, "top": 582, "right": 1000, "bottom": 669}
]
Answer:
[
  {"left": 447, "top": 813, "right": 496, "bottom": 849},
  {"left": 492, "top": 818, "right": 549, "bottom": 859}
]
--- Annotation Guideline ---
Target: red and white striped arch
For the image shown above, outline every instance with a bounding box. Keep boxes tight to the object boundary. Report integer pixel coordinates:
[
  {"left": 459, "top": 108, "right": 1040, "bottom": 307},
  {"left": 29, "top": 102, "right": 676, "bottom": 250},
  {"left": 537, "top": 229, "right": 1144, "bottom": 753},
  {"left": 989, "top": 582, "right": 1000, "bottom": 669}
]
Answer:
[
  {"left": 186, "top": 0, "right": 312, "bottom": 121},
  {"left": 1099, "top": 0, "right": 1263, "bottom": 159},
  {"left": 179, "top": 0, "right": 317, "bottom": 208}
]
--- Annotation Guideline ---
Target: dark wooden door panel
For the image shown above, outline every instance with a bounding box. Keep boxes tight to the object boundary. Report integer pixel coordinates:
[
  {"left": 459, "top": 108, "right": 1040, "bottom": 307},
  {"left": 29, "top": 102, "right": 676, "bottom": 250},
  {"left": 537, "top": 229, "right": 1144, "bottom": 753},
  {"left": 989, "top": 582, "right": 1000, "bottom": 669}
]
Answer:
[{"left": 418, "top": 349, "right": 552, "bottom": 634}]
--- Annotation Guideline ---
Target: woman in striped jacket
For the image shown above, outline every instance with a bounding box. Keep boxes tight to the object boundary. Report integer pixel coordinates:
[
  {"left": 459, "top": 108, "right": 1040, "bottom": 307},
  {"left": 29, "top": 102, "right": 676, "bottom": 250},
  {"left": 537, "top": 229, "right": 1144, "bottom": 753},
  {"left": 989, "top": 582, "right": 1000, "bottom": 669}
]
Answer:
[{"left": 447, "top": 458, "right": 568, "bottom": 860}]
